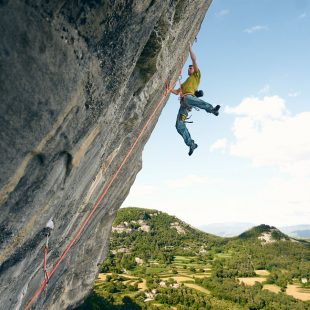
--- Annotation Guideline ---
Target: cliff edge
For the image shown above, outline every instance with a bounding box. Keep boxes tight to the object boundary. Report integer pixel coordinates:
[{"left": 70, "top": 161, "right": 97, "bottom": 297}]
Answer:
[{"left": 0, "top": 1, "right": 212, "bottom": 309}]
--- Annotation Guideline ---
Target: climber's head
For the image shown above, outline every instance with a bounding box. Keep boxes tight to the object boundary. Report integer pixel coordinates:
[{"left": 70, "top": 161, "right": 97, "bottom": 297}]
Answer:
[{"left": 188, "top": 65, "right": 194, "bottom": 76}]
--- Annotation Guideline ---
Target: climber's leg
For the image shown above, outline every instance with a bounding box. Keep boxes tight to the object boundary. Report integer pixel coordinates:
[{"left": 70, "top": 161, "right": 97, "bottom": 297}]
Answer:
[{"left": 185, "top": 95, "right": 220, "bottom": 115}]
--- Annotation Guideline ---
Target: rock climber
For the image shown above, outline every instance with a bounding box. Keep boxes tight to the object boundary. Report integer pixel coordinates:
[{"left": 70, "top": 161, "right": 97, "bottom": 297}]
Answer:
[{"left": 171, "top": 46, "right": 220, "bottom": 156}]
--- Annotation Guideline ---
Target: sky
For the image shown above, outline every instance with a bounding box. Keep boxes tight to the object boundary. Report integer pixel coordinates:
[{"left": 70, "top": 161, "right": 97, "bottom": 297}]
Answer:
[{"left": 122, "top": 0, "right": 310, "bottom": 229}]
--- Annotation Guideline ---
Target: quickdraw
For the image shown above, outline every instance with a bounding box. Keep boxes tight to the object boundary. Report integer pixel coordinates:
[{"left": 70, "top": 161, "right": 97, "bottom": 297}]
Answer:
[
  {"left": 180, "top": 113, "right": 193, "bottom": 123},
  {"left": 43, "top": 234, "right": 50, "bottom": 293}
]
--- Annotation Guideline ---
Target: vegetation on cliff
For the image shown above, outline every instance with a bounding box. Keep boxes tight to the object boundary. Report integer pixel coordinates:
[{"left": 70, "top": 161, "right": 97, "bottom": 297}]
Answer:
[{"left": 77, "top": 207, "right": 310, "bottom": 309}]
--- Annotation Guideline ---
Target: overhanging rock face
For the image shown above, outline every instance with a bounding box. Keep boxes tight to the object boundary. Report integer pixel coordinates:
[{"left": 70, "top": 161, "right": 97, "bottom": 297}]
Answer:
[{"left": 0, "top": 1, "right": 212, "bottom": 309}]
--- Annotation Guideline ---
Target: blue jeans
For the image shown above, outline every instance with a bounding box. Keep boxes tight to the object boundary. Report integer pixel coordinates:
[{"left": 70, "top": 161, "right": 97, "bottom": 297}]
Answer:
[{"left": 175, "top": 95, "right": 215, "bottom": 147}]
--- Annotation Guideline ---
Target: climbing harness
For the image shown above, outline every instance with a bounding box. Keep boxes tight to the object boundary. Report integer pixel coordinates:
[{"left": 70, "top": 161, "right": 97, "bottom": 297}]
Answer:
[
  {"left": 23, "top": 57, "right": 186, "bottom": 310},
  {"left": 179, "top": 95, "right": 200, "bottom": 123},
  {"left": 180, "top": 94, "right": 193, "bottom": 110}
]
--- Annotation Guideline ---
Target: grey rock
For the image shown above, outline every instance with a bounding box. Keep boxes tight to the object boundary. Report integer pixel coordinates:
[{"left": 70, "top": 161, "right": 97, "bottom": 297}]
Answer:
[{"left": 0, "top": 0, "right": 212, "bottom": 309}]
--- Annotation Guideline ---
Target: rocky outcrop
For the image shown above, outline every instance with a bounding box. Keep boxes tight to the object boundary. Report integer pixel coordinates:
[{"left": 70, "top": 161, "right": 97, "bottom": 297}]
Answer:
[
  {"left": 171, "top": 221, "right": 187, "bottom": 234},
  {"left": 0, "top": 1, "right": 212, "bottom": 309}
]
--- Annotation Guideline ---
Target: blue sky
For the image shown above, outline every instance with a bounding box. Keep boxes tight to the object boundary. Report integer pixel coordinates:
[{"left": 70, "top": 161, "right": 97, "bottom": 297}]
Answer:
[{"left": 122, "top": 0, "right": 310, "bottom": 228}]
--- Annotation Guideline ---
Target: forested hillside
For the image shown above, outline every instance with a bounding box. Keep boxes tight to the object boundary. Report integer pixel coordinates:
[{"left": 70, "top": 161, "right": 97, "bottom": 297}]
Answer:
[{"left": 77, "top": 208, "right": 310, "bottom": 310}]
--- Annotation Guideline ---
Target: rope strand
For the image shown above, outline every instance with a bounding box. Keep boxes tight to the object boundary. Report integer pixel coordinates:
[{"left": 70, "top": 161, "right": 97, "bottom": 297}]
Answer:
[{"left": 23, "top": 62, "right": 184, "bottom": 310}]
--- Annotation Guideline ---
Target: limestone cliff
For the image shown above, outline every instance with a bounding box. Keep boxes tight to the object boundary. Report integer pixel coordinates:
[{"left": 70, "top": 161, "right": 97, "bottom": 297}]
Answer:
[{"left": 0, "top": 1, "right": 212, "bottom": 309}]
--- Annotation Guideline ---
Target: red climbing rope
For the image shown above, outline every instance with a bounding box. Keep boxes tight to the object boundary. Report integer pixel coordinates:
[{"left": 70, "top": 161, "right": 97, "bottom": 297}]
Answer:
[
  {"left": 43, "top": 236, "right": 49, "bottom": 285},
  {"left": 24, "top": 60, "right": 184, "bottom": 310}
]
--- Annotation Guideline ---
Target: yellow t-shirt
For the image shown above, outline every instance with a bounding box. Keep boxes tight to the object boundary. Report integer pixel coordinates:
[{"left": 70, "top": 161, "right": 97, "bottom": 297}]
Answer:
[{"left": 181, "top": 70, "right": 201, "bottom": 95}]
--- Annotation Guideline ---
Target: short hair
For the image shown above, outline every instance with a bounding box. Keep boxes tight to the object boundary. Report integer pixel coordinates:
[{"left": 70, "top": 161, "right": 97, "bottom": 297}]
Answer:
[{"left": 189, "top": 65, "right": 193, "bottom": 68}]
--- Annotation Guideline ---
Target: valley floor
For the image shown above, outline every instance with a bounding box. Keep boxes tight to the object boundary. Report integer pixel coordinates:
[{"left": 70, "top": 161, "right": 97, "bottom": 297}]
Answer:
[{"left": 79, "top": 255, "right": 310, "bottom": 309}]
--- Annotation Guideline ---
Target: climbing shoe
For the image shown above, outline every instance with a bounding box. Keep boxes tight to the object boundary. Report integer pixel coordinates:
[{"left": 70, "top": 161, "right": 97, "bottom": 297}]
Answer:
[
  {"left": 188, "top": 143, "right": 198, "bottom": 156},
  {"left": 212, "top": 105, "right": 221, "bottom": 116}
]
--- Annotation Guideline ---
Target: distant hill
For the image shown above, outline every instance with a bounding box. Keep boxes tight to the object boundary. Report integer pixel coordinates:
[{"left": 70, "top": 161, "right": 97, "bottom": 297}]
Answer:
[
  {"left": 78, "top": 207, "right": 310, "bottom": 310},
  {"left": 237, "top": 224, "right": 293, "bottom": 243},
  {"left": 200, "top": 222, "right": 310, "bottom": 239},
  {"left": 280, "top": 225, "right": 310, "bottom": 239},
  {"left": 109, "top": 207, "right": 224, "bottom": 261},
  {"left": 107, "top": 208, "right": 309, "bottom": 267}
]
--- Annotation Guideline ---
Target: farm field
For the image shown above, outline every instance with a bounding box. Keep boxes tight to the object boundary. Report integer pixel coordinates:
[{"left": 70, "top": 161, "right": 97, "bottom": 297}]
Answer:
[
  {"left": 286, "top": 284, "right": 310, "bottom": 301},
  {"left": 77, "top": 207, "right": 310, "bottom": 310}
]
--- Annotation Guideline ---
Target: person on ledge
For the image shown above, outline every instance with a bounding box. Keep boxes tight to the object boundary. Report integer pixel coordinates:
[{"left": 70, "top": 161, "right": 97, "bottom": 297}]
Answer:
[{"left": 171, "top": 46, "right": 220, "bottom": 156}]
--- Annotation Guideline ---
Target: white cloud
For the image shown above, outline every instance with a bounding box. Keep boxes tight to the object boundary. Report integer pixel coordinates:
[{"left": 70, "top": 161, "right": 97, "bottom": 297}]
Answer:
[
  {"left": 225, "top": 96, "right": 288, "bottom": 120},
  {"left": 225, "top": 96, "right": 310, "bottom": 177},
  {"left": 206, "top": 96, "right": 310, "bottom": 226},
  {"left": 258, "top": 176, "right": 310, "bottom": 223},
  {"left": 258, "top": 84, "right": 270, "bottom": 94},
  {"left": 288, "top": 91, "right": 300, "bottom": 97},
  {"left": 281, "top": 160, "right": 310, "bottom": 177},
  {"left": 215, "top": 9, "right": 229, "bottom": 17},
  {"left": 165, "top": 175, "right": 209, "bottom": 189},
  {"left": 244, "top": 25, "right": 268, "bottom": 34},
  {"left": 210, "top": 138, "right": 228, "bottom": 152}
]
